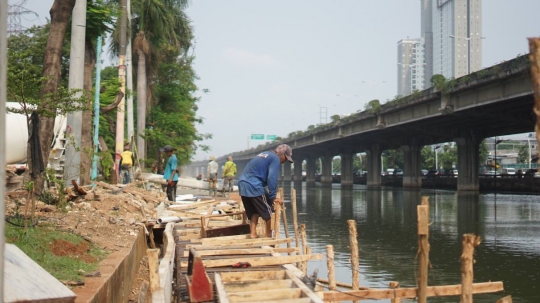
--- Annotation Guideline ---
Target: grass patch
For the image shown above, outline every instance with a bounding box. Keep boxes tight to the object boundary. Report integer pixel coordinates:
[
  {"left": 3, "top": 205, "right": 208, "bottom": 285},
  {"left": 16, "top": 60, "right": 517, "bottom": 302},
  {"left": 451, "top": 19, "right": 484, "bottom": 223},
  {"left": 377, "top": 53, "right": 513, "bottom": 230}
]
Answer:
[{"left": 5, "top": 223, "right": 108, "bottom": 281}]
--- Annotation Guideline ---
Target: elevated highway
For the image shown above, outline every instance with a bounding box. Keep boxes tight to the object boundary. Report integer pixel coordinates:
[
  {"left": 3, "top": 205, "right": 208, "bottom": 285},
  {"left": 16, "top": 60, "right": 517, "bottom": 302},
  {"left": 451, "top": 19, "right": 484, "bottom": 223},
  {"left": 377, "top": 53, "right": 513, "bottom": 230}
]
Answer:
[{"left": 185, "top": 55, "right": 534, "bottom": 191}]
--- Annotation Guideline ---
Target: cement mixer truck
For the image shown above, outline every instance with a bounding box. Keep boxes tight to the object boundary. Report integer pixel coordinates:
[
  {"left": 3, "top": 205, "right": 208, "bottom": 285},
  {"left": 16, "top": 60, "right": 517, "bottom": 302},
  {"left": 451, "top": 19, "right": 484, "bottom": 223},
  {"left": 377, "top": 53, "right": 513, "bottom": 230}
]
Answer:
[{"left": 5, "top": 102, "right": 67, "bottom": 175}]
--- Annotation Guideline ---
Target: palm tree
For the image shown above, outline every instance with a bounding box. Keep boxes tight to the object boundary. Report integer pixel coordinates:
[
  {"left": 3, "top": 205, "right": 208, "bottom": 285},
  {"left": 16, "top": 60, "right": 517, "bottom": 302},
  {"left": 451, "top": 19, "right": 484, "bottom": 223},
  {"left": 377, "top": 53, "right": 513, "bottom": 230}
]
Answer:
[{"left": 131, "top": 0, "right": 192, "bottom": 166}]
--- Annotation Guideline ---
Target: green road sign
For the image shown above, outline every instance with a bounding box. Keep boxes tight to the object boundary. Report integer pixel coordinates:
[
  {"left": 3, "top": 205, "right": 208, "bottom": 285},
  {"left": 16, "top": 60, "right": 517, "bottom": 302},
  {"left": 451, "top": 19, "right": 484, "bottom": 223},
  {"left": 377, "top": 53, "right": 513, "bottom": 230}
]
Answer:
[
  {"left": 266, "top": 135, "right": 277, "bottom": 140},
  {"left": 251, "top": 134, "right": 264, "bottom": 140}
]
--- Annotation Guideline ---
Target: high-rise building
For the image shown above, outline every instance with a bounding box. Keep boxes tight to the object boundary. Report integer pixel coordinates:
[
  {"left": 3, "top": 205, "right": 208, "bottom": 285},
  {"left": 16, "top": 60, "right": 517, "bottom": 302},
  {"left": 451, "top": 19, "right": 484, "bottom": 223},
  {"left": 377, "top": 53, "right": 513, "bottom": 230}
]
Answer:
[
  {"left": 422, "top": 0, "right": 483, "bottom": 80},
  {"left": 397, "top": 38, "right": 425, "bottom": 96}
]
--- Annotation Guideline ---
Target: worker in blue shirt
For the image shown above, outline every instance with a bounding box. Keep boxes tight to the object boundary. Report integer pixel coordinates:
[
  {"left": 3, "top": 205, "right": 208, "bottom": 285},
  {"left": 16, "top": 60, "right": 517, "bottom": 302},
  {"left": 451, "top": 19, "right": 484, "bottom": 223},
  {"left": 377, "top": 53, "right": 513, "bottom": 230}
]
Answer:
[
  {"left": 238, "top": 144, "right": 293, "bottom": 238},
  {"left": 163, "top": 145, "right": 178, "bottom": 201}
]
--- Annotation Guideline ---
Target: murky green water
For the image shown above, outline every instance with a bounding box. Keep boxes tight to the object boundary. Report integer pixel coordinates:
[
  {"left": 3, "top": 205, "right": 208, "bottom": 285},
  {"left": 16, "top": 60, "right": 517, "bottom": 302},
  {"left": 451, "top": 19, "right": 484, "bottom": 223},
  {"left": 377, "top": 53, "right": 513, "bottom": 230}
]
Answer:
[{"left": 280, "top": 182, "right": 540, "bottom": 303}]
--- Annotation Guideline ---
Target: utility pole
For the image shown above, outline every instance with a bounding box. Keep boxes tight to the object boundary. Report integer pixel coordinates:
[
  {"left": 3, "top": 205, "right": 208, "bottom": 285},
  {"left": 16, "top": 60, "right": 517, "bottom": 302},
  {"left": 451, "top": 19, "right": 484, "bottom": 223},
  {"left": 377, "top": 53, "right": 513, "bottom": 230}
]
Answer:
[
  {"left": 115, "top": 0, "right": 127, "bottom": 182},
  {"left": 64, "top": 0, "right": 87, "bottom": 186},
  {"left": 126, "top": 0, "right": 134, "bottom": 144},
  {"left": 1, "top": 0, "right": 8, "bottom": 294}
]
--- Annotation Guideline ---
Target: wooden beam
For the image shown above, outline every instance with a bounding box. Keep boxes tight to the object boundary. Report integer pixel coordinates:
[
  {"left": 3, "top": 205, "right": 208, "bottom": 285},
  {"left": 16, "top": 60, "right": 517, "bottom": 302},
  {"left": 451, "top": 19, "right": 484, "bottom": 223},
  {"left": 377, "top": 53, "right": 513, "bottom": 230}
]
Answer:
[
  {"left": 322, "top": 281, "right": 504, "bottom": 301},
  {"left": 147, "top": 249, "right": 160, "bottom": 292},
  {"left": 180, "top": 254, "right": 323, "bottom": 268},
  {"left": 219, "top": 270, "right": 286, "bottom": 282},
  {"left": 182, "top": 247, "right": 297, "bottom": 257},
  {"left": 186, "top": 238, "right": 293, "bottom": 250},
  {"left": 496, "top": 295, "right": 513, "bottom": 303},
  {"left": 227, "top": 288, "right": 302, "bottom": 303},
  {"left": 285, "top": 269, "right": 325, "bottom": 303},
  {"left": 223, "top": 279, "right": 294, "bottom": 292},
  {"left": 214, "top": 273, "right": 230, "bottom": 303},
  {"left": 461, "top": 234, "right": 481, "bottom": 303}
]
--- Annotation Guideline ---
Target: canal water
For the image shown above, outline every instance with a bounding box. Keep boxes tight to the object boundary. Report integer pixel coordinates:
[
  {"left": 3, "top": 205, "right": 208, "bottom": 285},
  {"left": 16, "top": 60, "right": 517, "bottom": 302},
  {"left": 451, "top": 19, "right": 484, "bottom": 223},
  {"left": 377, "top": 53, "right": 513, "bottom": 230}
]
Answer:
[{"left": 280, "top": 182, "right": 540, "bottom": 303}]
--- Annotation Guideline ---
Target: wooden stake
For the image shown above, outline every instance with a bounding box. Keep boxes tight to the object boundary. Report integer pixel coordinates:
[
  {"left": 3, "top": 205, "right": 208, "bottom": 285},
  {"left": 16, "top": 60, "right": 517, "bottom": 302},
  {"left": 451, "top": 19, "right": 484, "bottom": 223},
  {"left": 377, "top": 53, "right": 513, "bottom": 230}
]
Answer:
[
  {"left": 274, "top": 202, "right": 282, "bottom": 242},
  {"left": 347, "top": 220, "right": 360, "bottom": 298},
  {"left": 417, "top": 196, "right": 430, "bottom": 303},
  {"left": 496, "top": 295, "right": 513, "bottom": 303},
  {"left": 390, "top": 282, "right": 401, "bottom": 303},
  {"left": 460, "top": 233, "right": 481, "bottom": 303},
  {"left": 305, "top": 246, "right": 312, "bottom": 274},
  {"left": 291, "top": 189, "right": 300, "bottom": 252},
  {"left": 528, "top": 38, "right": 540, "bottom": 159},
  {"left": 147, "top": 249, "right": 160, "bottom": 293},
  {"left": 326, "top": 245, "right": 336, "bottom": 291},
  {"left": 300, "top": 224, "right": 307, "bottom": 273}
]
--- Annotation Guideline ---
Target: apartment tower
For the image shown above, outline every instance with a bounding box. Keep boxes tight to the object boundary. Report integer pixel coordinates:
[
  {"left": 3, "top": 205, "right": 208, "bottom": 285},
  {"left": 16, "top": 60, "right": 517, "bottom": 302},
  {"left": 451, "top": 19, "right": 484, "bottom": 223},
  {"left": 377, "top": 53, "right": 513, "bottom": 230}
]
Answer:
[
  {"left": 422, "top": 0, "right": 483, "bottom": 80},
  {"left": 397, "top": 38, "right": 425, "bottom": 96}
]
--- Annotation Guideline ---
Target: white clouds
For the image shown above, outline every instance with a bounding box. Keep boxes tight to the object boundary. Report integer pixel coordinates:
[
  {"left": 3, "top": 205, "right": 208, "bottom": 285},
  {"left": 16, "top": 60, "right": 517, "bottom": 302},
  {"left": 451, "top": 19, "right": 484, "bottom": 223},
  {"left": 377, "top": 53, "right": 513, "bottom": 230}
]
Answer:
[{"left": 223, "top": 47, "right": 285, "bottom": 69}]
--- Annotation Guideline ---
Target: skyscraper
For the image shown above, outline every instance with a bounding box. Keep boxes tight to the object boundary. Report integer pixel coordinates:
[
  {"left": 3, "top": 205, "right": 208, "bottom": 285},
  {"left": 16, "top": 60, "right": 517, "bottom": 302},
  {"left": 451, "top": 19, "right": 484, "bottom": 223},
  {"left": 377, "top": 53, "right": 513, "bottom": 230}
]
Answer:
[
  {"left": 397, "top": 38, "right": 425, "bottom": 96},
  {"left": 423, "top": 0, "right": 483, "bottom": 80}
]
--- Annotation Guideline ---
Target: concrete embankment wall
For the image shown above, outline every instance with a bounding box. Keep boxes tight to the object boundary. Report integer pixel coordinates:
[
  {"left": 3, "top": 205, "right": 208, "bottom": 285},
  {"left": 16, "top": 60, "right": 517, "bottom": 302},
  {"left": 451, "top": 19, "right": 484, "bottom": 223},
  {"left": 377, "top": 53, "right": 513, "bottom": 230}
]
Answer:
[{"left": 73, "top": 226, "right": 147, "bottom": 303}]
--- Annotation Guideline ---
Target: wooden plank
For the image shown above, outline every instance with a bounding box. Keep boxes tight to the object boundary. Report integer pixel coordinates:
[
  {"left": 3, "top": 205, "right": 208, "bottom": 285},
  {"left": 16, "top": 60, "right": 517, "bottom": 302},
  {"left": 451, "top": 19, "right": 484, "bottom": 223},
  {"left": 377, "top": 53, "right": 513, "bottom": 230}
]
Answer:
[
  {"left": 147, "top": 249, "right": 160, "bottom": 292},
  {"left": 248, "top": 299, "right": 311, "bottom": 303},
  {"left": 461, "top": 234, "right": 481, "bottom": 303},
  {"left": 223, "top": 279, "right": 294, "bottom": 292},
  {"left": 227, "top": 289, "right": 302, "bottom": 303},
  {"left": 187, "top": 238, "right": 293, "bottom": 250},
  {"left": 285, "top": 269, "right": 325, "bottom": 303},
  {"left": 182, "top": 247, "right": 297, "bottom": 257},
  {"left": 191, "top": 234, "right": 255, "bottom": 243},
  {"left": 322, "top": 282, "right": 504, "bottom": 301},
  {"left": 214, "top": 273, "right": 230, "bottom": 303},
  {"left": 219, "top": 270, "right": 287, "bottom": 282},
  {"left": 180, "top": 253, "right": 323, "bottom": 268}
]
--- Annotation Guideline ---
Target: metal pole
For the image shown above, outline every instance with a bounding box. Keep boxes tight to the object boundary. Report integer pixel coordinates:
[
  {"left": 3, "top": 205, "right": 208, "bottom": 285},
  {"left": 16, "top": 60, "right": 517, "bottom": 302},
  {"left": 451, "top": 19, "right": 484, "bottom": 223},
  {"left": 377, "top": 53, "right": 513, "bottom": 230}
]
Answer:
[
  {"left": 0, "top": 0, "right": 8, "bottom": 295},
  {"left": 115, "top": 0, "right": 127, "bottom": 182},
  {"left": 126, "top": 0, "right": 134, "bottom": 143},
  {"left": 528, "top": 133, "right": 532, "bottom": 169},
  {"left": 64, "top": 0, "right": 87, "bottom": 186},
  {"left": 91, "top": 36, "right": 103, "bottom": 182}
]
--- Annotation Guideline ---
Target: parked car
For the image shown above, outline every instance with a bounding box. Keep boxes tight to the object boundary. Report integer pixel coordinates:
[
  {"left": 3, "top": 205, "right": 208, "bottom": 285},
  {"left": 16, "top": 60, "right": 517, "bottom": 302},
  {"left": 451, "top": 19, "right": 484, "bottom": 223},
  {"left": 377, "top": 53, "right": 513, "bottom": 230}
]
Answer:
[
  {"left": 426, "top": 170, "right": 441, "bottom": 178},
  {"left": 395, "top": 168, "right": 403, "bottom": 176},
  {"left": 524, "top": 169, "right": 540, "bottom": 178},
  {"left": 501, "top": 168, "right": 516, "bottom": 176},
  {"left": 421, "top": 169, "right": 428, "bottom": 176}
]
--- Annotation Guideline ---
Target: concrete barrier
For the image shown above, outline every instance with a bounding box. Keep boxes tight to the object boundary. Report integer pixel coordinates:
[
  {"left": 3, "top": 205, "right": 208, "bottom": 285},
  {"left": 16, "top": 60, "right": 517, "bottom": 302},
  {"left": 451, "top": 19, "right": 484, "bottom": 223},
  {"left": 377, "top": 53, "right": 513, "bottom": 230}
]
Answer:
[{"left": 73, "top": 226, "right": 147, "bottom": 303}]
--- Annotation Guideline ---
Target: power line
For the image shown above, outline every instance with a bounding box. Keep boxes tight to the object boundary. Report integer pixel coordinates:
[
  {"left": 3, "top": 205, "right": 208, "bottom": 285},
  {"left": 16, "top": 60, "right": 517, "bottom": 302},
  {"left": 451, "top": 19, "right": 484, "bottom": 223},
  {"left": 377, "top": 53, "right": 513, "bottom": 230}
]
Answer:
[{"left": 7, "top": 0, "right": 38, "bottom": 34}]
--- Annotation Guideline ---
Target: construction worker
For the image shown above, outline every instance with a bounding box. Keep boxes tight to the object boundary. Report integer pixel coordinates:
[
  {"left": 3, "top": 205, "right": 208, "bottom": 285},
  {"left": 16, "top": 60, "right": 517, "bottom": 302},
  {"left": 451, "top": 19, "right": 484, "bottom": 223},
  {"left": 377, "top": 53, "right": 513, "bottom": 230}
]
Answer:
[
  {"left": 163, "top": 145, "right": 178, "bottom": 201},
  {"left": 222, "top": 156, "right": 237, "bottom": 194},
  {"left": 207, "top": 156, "right": 219, "bottom": 197},
  {"left": 119, "top": 145, "right": 134, "bottom": 184}
]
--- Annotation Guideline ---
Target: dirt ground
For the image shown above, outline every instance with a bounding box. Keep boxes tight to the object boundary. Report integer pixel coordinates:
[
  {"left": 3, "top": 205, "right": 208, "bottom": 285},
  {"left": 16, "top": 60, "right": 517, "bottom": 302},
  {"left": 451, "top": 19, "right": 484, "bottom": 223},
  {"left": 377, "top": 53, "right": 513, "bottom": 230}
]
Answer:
[{"left": 4, "top": 181, "right": 167, "bottom": 299}]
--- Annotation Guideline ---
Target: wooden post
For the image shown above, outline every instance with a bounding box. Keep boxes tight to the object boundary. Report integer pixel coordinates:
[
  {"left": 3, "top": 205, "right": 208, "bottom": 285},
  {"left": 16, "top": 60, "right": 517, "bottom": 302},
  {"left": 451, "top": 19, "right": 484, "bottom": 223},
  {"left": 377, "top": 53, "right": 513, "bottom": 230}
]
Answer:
[
  {"left": 274, "top": 202, "right": 282, "bottom": 242},
  {"left": 528, "top": 38, "right": 540, "bottom": 159},
  {"left": 496, "top": 296, "right": 513, "bottom": 303},
  {"left": 347, "top": 220, "right": 360, "bottom": 301},
  {"left": 305, "top": 246, "right": 312, "bottom": 275},
  {"left": 291, "top": 189, "right": 300, "bottom": 249},
  {"left": 280, "top": 189, "right": 291, "bottom": 252},
  {"left": 326, "top": 245, "right": 336, "bottom": 291},
  {"left": 300, "top": 224, "right": 307, "bottom": 273},
  {"left": 417, "top": 196, "right": 430, "bottom": 303},
  {"left": 460, "top": 233, "right": 481, "bottom": 303},
  {"left": 147, "top": 249, "right": 160, "bottom": 293},
  {"left": 389, "top": 282, "right": 401, "bottom": 303}
]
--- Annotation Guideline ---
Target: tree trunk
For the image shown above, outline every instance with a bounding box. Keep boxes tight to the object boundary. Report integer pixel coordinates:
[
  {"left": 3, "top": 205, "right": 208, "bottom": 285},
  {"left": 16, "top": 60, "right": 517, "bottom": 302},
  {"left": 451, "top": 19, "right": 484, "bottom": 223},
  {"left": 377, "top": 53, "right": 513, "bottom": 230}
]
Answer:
[
  {"left": 34, "top": 0, "right": 76, "bottom": 195},
  {"left": 80, "top": 40, "right": 96, "bottom": 185},
  {"left": 136, "top": 47, "right": 147, "bottom": 168}
]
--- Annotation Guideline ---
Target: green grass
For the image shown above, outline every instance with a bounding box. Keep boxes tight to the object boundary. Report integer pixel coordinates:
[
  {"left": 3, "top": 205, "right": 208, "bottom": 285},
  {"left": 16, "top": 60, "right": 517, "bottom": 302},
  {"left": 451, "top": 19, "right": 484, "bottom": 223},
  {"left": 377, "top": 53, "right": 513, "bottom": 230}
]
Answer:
[{"left": 5, "top": 223, "right": 108, "bottom": 281}]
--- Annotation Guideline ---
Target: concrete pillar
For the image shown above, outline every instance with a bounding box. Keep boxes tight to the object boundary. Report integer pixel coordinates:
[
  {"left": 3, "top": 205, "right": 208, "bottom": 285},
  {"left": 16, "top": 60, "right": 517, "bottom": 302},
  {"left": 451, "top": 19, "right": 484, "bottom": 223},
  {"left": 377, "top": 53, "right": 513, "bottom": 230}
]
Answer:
[
  {"left": 455, "top": 136, "right": 480, "bottom": 191},
  {"left": 366, "top": 144, "right": 382, "bottom": 188},
  {"left": 402, "top": 144, "right": 422, "bottom": 188},
  {"left": 236, "top": 161, "right": 246, "bottom": 178},
  {"left": 282, "top": 161, "right": 292, "bottom": 181},
  {"left": 320, "top": 155, "right": 333, "bottom": 185},
  {"left": 293, "top": 161, "right": 303, "bottom": 182},
  {"left": 341, "top": 152, "right": 354, "bottom": 187},
  {"left": 305, "top": 157, "right": 316, "bottom": 185}
]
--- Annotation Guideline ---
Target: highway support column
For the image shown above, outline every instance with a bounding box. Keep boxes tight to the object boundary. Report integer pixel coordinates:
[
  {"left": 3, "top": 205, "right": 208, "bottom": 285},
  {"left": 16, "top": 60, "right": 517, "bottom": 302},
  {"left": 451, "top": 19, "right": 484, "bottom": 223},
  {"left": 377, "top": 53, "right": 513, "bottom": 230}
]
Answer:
[
  {"left": 305, "top": 157, "right": 316, "bottom": 185},
  {"left": 320, "top": 154, "right": 333, "bottom": 185},
  {"left": 340, "top": 152, "right": 354, "bottom": 187},
  {"left": 455, "top": 136, "right": 480, "bottom": 191},
  {"left": 366, "top": 144, "right": 382, "bottom": 188},
  {"left": 402, "top": 143, "right": 422, "bottom": 188},
  {"left": 293, "top": 160, "right": 303, "bottom": 182},
  {"left": 282, "top": 161, "right": 292, "bottom": 181}
]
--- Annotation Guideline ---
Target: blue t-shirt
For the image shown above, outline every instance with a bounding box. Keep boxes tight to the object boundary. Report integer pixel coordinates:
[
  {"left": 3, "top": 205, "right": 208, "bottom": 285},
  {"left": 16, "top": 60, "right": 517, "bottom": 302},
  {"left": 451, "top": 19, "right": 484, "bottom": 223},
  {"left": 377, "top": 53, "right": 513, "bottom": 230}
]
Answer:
[
  {"left": 238, "top": 151, "right": 281, "bottom": 200},
  {"left": 163, "top": 154, "right": 178, "bottom": 181}
]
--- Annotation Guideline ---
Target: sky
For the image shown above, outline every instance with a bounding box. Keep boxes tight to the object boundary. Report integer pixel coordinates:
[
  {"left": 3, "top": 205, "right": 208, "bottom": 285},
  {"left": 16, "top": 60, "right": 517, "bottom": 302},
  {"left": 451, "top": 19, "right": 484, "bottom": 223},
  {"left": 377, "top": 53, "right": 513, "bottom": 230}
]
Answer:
[{"left": 16, "top": 0, "right": 540, "bottom": 161}]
